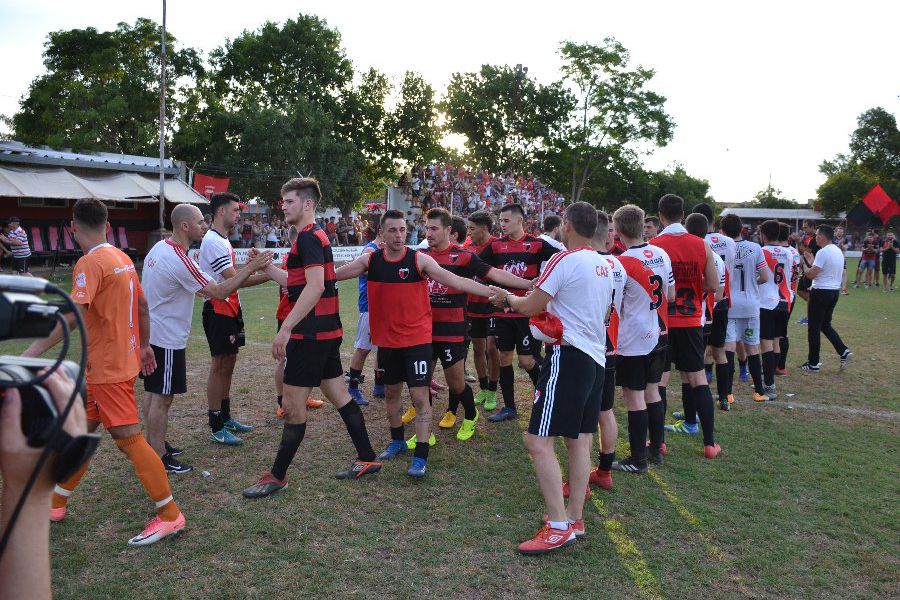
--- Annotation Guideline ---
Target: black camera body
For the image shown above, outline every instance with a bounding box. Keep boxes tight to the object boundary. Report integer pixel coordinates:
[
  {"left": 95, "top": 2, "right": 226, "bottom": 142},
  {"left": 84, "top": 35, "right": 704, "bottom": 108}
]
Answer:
[{"left": 0, "top": 356, "right": 85, "bottom": 447}]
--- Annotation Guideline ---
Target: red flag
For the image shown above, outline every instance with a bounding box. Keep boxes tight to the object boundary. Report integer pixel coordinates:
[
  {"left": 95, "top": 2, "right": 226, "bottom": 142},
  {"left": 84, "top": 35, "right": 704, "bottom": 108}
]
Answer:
[
  {"left": 863, "top": 185, "right": 900, "bottom": 222},
  {"left": 192, "top": 173, "right": 230, "bottom": 199}
]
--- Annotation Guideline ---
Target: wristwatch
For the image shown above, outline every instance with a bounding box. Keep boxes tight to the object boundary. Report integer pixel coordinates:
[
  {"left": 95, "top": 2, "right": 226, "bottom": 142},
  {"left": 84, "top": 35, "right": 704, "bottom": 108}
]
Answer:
[{"left": 503, "top": 294, "right": 512, "bottom": 308}]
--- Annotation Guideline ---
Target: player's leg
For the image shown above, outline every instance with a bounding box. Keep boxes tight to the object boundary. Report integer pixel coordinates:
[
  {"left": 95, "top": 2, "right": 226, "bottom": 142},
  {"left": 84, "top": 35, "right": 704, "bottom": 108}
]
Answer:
[
  {"left": 490, "top": 318, "right": 519, "bottom": 421},
  {"left": 319, "top": 375, "right": 380, "bottom": 479},
  {"left": 592, "top": 362, "right": 617, "bottom": 490},
  {"left": 613, "top": 386, "right": 648, "bottom": 473},
  {"left": 99, "top": 380, "right": 184, "bottom": 544},
  {"left": 50, "top": 411, "right": 101, "bottom": 521},
  {"left": 442, "top": 349, "right": 478, "bottom": 440},
  {"left": 377, "top": 347, "right": 412, "bottom": 460},
  {"left": 819, "top": 291, "right": 849, "bottom": 364},
  {"left": 514, "top": 317, "right": 541, "bottom": 386},
  {"left": 711, "top": 311, "right": 731, "bottom": 409},
  {"left": 142, "top": 346, "right": 190, "bottom": 472},
  {"left": 745, "top": 334, "right": 765, "bottom": 399},
  {"left": 275, "top": 356, "right": 285, "bottom": 416},
  {"left": 348, "top": 312, "right": 373, "bottom": 405},
  {"left": 759, "top": 311, "right": 777, "bottom": 398}
]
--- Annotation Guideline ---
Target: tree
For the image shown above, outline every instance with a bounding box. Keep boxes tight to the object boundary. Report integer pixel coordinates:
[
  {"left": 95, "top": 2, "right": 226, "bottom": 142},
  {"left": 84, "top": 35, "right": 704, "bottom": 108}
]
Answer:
[
  {"left": 12, "top": 18, "right": 201, "bottom": 155},
  {"left": 817, "top": 107, "right": 900, "bottom": 216},
  {"left": 442, "top": 64, "right": 573, "bottom": 174},
  {"left": 386, "top": 71, "right": 443, "bottom": 169},
  {"left": 748, "top": 183, "right": 799, "bottom": 208},
  {"left": 553, "top": 39, "right": 674, "bottom": 203}
]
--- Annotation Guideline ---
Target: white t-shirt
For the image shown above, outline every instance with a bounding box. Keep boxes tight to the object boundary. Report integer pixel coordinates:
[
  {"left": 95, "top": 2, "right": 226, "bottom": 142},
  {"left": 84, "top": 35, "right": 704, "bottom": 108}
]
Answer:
[
  {"left": 534, "top": 247, "right": 614, "bottom": 366},
  {"left": 729, "top": 239, "right": 767, "bottom": 318},
  {"left": 811, "top": 243, "right": 844, "bottom": 290},
  {"left": 706, "top": 232, "right": 735, "bottom": 303},
  {"left": 142, "top": 240, "right": 212, "bottom": 349},
  {"left": 702, "top": 252, "right": 726, "bottom": 326},
  {"left": 199, "top": 228, "right": 240, "bottom": 313},
  {"left": 617, "top": 247, "right": 669, "bottom": 356},
  {"left": 539, "top": 233, "right": 566, "bottom": 251}
]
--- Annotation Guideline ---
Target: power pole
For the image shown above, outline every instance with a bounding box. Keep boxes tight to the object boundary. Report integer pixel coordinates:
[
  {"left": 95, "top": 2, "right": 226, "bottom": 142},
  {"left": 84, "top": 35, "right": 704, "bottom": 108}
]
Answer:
[{"left": 158, "top": 0, "right": 167, "bottom": 231}]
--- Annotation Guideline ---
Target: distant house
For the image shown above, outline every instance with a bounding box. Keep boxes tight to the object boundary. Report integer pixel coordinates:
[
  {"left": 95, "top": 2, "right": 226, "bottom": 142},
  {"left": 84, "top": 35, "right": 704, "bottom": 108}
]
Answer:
[
  {"left": 0, "top": 140, "right": 206, "bottom": 255},
  {"left": 719, "top": 208, "right": 846, "bottom": 231}
]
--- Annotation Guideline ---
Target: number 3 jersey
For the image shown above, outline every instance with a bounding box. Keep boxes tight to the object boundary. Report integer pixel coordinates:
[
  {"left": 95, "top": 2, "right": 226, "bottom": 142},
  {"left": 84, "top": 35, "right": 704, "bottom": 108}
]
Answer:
[
  {"left": 617, "top": 244, "right": 674, "bottom": 356},
  {"left": 728, "top": 239, "right": 767, "bottom": 318},
  {"left": 650, "top": 226, "right": 707, "bottom": 329}
]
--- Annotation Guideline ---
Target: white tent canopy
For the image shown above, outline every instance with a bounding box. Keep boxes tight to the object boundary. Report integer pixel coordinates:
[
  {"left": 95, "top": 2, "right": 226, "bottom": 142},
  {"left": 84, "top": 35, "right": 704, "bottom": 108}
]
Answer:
[{"left": 0, "top": 165, "right": 207, "bottom": 205}]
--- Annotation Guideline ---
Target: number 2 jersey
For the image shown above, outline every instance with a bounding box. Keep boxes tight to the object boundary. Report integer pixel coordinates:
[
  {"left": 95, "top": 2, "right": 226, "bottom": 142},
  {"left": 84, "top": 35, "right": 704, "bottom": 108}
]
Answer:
[
  {"left": 617, "top": 244, "right": 673, "bottom": 356},
  {"left": 728, "top": 239, "right": 767, "bottom": 318}
]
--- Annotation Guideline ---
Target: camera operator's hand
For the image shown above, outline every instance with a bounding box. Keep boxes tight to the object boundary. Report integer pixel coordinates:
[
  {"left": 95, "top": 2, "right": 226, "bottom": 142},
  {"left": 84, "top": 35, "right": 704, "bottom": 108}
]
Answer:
[{"left": 0, "top": 367, "right": 86, "bottom": 492}]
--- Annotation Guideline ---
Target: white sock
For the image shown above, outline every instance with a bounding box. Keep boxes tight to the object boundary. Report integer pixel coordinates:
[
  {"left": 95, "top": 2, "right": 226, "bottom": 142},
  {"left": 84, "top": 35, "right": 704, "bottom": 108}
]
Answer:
[{"left": 548, "top": 520, "right": 568, "bottom": 531}]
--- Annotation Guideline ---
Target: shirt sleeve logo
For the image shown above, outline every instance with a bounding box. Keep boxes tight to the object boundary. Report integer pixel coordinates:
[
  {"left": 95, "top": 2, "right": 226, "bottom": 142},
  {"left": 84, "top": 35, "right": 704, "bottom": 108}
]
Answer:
[{"left": 75, "top": 272, "right": 87, "bottom": 288}]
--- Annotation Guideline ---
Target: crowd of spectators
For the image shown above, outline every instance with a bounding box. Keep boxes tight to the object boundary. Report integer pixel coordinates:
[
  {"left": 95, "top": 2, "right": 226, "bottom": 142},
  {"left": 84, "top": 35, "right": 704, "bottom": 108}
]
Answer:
[{"left": 398, "top": 163, "right": 566, "bottom": 223}]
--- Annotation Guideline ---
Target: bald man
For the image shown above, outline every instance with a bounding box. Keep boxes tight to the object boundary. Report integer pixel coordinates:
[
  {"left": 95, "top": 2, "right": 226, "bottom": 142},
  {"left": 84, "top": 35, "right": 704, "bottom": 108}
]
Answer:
[{"left": 140, "top": 205, "right": 273, "bottom": 472}]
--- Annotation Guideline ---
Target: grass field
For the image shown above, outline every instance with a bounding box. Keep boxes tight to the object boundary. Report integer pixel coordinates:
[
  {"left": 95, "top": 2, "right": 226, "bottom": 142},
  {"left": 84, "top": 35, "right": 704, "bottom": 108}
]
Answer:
[{"left": 5, "top": 260, "right": 899, "bottom": 599}]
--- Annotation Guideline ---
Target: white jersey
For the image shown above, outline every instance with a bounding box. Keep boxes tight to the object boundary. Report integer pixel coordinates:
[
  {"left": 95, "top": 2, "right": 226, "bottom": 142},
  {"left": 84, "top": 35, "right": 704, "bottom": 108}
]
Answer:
[
  {"left": 785, "top": 244, "right": 801, "bottom": 301},
  {"left": 142, "top": 239, "right": 212, "bottom": 349},
  {"left": 599, "top": 253, "right": 626, "bottom": 355},
  {"left": 762, "top": 245, "right": 794, "bottom": 310},
  {"left": 534, "top": 247, "right": 615, "bottom": 366},
  {"left": 702, "top": 253, "right": 727, "bottom": 326},
  {"left": 199, "top": 228, "right": 240, "bottom": 315},
  {"left": 706, "top": 232, "right": 735, "bottom": 304},
  {"left": 617, "top": 247, "right": 668, "bottom": 356},
  {"left": 622, "top": 243, "right": 674, "bottom": 336},
  {"left": 729, "top": 239, "right": 767, "bottom": 318}
]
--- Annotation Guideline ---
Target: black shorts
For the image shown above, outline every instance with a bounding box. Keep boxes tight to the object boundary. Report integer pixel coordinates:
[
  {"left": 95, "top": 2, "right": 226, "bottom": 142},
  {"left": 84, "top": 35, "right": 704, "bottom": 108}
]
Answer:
[
  {"left": 284, "top": 338, "right": 343, "bottom": 387},
  {"left": 433, "top": 341, "right": 466, "bottom": 369},
  {"left": 495, "top": 316, "right": 539, "bottom": 356},
  {"left": 658, "top": 336, "right": 670, "bottom": 373},
  {"left": 600, "top": 355, "right": 616, "bottom": 411},
  {"left": 528, "top": 345, "right": 604, "bottom": 439},
  {"left": 883, "top": 261, "right": 896, "bottom": 275},
  {"left": 202, "top": 304, "right": 245, "bottom": 356},
  {"left": 797, "top": 276, "right": 812, "bottom": 292},
  {"left": 378, "top": 343, "right": 432, "bottom": 387},
  {"left": 12, "top": 256, "right": 29, "bottom": 273},
  {"left": 759, "top": 308, "right": 783, "bottom": 340},
  {"left": 617, "top": 348, "right": 665, "bottom": 391},
  {"left": 666, "top": 327, "right": 705, "bottom": 373},
  {"left": 468, "top": 316, "right": 497, "bottom": 339},
  {"left": 142, "top": 345, "right": 186, "bottom": 396},
  {"left": 709, "top": 308, "right": 728, "bottom": 348}
]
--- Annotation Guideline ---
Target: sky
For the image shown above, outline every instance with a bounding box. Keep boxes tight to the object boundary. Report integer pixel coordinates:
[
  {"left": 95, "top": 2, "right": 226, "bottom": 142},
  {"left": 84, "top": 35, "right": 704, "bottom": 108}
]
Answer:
[{"left": 1, "top": 0, "right": 897, "bottom": 203}]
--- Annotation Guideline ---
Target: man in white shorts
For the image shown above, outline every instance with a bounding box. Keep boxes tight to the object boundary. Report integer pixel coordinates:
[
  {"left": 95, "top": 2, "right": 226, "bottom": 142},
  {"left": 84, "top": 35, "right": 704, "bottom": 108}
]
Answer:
[{"left": 720, "top": 214, "right": 770, "bottom": 403}]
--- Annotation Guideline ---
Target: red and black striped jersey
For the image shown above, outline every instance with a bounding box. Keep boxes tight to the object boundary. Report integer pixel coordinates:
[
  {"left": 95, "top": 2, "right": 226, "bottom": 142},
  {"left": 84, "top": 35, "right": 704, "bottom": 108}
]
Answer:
[
  {"left": 286, "top": 223, "right": 342, "bottom": 340},
  {"left": 276, "top": 253, "right": 291, "bottom": 321},
  {"left": 367, "top": 248, "right": 432, "bottom": 348},
  {"left": 422, "top": 244, "right": 492, "bottom": 342},
  {"left": 477, "top": 233, "right": 558, "bottom": 318},
  {"left": 464, "top": 236, "right": 496, "bottom": 318}
]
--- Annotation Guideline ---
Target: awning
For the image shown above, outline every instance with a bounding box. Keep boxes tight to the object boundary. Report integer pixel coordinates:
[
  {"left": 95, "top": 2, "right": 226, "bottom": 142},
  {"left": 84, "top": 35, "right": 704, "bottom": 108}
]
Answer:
[{"left": 0, "top": 165, "right": 207, "bottom": 204}]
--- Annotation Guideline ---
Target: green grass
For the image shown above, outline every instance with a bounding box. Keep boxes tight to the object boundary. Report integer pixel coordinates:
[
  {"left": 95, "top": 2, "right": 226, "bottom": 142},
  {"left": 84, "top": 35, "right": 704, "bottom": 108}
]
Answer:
[{"left": 6, "top": 260, "right": 900, "bottom": 599}]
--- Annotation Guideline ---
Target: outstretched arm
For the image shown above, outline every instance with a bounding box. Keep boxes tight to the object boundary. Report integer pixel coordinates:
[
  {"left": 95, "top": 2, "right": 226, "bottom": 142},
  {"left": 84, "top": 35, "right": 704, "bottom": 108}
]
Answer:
[
  {"left": 334, "top": 252, "right": 372, "bottom": 281},
  {"left": 485, "top": 268, "right": 532, "bottom": 290},
  {"left": 417, "top": 253, "right": 492, "bottom": 297}
]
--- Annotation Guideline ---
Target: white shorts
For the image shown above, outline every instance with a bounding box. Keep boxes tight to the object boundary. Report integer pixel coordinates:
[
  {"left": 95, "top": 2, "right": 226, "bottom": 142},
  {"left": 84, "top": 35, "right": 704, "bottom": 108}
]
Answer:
[
  {"left": 354, "top": 312, "right": 376, "bottom": 351},
  {"left": 726, "top": 316, "right": 760, "bottom": 346}
]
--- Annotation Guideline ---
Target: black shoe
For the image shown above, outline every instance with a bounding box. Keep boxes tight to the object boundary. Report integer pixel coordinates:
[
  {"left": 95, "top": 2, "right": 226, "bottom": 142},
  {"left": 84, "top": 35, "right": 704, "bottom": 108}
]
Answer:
[
  {"left": 165, "top": 441, "right": 184, "bottom": 457},
  {"left": 647, "top": 448, "right": 663, "bottom": 465},
  {"left": 162, "top": 453, "right": 193, "bottom": 474},
  {"left": 719, "top": 398, "right": 731, "bottom": 411},
  {"left": 610, "top": 456, "right": 648, "bottom": 474},
  {"left": 335, "top": 460, "right": 383, "bottom": 480}
]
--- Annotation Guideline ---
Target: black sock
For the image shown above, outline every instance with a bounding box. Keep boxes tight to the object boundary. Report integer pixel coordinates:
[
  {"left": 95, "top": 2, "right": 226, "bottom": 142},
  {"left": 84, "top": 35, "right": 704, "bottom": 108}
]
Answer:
[
  {"left": 499, "top": 365, "right": 515, "bottom": 409},
  {"left": 271, "top": 422, "right": 306, "bottom": 480},
  {"left": 778, "top": 338, "right": 789, "bottom": 369},
  {"left": 659, "top": 387, "right": 667, "bottom": 444},
  {"left": 725, "top": 351, "right": 735, "bottom": 396},
  {"left": 647, "top": 401, "right": 665, "bottom": 451},
  {"left": 526, "top": 364, "right": 540, "bottom": 387},
  {"left": 705, "top": 363, "right": 713, "bottom": 378},
  {"left": 390, "top": 425, "right": 404, "bottom": 441},
  {"left": 208, "top": 410, "right": 224, "bottom": 432},
  {"left": 739, "top": 358, "right": 748, "bottom": 370},
  {"left": 488, "top": 379, "right": 497, "bottom": 392},
  {"left": 762, "top": 351, "right": 776, "bottom": 387},
  {"left": 338, "top": 401, "right": 376, "bottom": 462},
  {"left": 479, "top": 377, "right": 489, "bottom": 391},
  {"left": 374, "top": 369, "right": 384, "bottom": 386},
  {"left": 447, "top": 391, "right": 460, "bottom": 415},
  {"left": 599, "top": 451, "right": 615, "bottom": 472},
  {"left": 459, "top": 385, "right": 476, "bottom": 420},
  {"left": 414, "top": 441, "right": 429, "bottom": 460},
  {"left": 221, "top": 397, "right": 231, "bottom": 422},
  {"left": 349, "top": 368, "right": 362, "bottom": 390},
  {"left": 681, "top": 383, "right": 697, "bottom": 424},
  {"left": 748, "top": 354, "right": 763, "bottom": 393},
  {"left": 715, "top": 363, "right": 729, "bottom": 401},
  {"left": 276, "top": 395, "right": 283, "bottom": 407},
  {"left": 627, "top": 410, "right": 648, "bottom": 466},
  {"left": 693, "top": 385, "right": 715, "bottom": 446}
]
